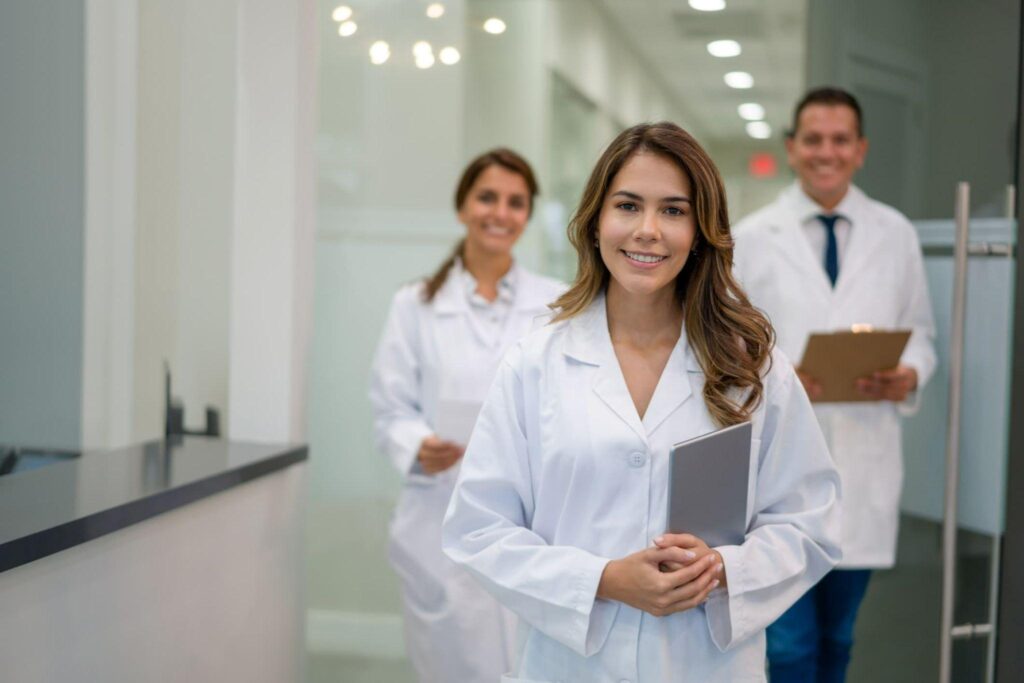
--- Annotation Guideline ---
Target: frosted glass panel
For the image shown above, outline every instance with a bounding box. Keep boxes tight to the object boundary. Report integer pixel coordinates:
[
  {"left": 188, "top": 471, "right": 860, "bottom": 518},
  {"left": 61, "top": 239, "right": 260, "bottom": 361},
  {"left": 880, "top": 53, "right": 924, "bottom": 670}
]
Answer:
[{"left": 902, "top": 218, "right": 1016, "bottom": 535}]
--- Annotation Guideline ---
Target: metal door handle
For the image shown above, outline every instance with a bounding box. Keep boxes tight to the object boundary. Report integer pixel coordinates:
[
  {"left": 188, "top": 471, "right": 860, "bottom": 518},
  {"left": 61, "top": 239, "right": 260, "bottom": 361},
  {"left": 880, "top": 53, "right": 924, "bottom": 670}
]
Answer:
[{"left": 939, "top": 182, "right": 970, "bottom": 683}]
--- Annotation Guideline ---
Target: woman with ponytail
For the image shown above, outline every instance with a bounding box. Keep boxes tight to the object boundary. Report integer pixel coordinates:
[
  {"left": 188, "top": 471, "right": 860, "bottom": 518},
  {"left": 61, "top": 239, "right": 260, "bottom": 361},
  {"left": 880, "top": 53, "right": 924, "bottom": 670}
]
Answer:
[
  {"left": 442, "top": 123, "right": 841, "bottom": 682},
  {"left": 369, "top": 149, "right": 564, "bottom": 682}
]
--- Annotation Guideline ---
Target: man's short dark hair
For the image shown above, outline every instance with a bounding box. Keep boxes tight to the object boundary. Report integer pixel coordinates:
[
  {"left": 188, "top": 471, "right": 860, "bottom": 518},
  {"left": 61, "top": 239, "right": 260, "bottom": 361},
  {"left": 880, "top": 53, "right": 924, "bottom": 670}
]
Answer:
[{"left": 788, "top": 87, "right": 864, "bottom": 138}]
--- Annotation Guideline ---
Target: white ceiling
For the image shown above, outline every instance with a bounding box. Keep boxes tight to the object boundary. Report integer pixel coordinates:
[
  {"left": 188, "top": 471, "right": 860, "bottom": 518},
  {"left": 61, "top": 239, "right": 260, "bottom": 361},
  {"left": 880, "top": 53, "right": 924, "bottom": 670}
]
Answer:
[{"left": 593, "top": 0, "right": 807, "bottom": 145}]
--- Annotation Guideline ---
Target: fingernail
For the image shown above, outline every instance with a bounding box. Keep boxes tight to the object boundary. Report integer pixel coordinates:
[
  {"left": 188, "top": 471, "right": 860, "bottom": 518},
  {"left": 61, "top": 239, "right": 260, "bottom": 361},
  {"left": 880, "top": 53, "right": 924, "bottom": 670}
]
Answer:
[
  {"left": 683, "top": 550, "right": 696, "bottom": 560},
  {"left": 711, "top": 579, "right": 720, "bottom": 589},
  {"left": 654, "top": 536, "right": 664, "bottom": 544},
  {"left": 716, "top": 563, "right": 723, "bottom": 573}
]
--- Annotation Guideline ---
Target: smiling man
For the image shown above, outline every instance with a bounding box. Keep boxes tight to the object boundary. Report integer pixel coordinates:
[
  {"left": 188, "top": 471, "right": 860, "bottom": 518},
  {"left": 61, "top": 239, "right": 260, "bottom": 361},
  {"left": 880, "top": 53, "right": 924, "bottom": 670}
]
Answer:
[{"left": 732, "top": 87, "right": 937, "bottom": 682}]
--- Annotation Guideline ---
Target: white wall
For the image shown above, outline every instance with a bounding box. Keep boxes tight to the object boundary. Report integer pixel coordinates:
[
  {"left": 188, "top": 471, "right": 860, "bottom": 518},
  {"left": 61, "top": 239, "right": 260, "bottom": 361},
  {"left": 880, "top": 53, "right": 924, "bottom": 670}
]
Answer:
[
  {"left": 80, "top": 0, "right": 317, "bottom": 449},
  {"left": 82, "top": 0, "right": 137, "bottom": 450},
  {"left": 228, "top": 0, "right": 318, "bottom": 444},
  {"left": 131, "top": 0, "right": 237, "bottom": 443},
  {"left": 547, "top": 0, "right": 691, "bottom": 133}
]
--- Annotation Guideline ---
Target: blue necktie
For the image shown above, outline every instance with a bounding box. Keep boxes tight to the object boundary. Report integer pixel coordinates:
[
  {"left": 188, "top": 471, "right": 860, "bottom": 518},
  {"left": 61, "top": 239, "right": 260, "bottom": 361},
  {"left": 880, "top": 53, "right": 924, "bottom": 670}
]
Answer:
[{"left": 817, "top": 214, "right": 839, "bottom": 287}]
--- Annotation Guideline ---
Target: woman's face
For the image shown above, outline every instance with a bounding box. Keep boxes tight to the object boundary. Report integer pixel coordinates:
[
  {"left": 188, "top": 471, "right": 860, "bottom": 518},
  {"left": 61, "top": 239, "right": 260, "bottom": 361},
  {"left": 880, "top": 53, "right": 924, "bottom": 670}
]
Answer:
[
  {"left": 597, "top": 152, "right": 697, "bottom": 298},
  {"left": 457, "top": 164, "right": 531, "bottom": 256}
]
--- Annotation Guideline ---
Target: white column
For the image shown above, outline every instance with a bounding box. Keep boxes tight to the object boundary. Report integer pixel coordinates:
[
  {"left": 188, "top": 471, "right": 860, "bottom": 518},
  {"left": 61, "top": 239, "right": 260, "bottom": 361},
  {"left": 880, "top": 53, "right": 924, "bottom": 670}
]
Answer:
[
  {"left": 81, "top": 0, "right": 138, "bottom": 449},
  {"left": 228, "top": 0, "right": 317, "bottom": 443}
]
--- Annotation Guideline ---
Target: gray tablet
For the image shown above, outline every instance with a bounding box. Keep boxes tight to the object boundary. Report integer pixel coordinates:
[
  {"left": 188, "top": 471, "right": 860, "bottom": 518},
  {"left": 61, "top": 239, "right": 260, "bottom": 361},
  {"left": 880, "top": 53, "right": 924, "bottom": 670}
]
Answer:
[{"left": 667, "top": 421, "right": 751, "bottom": 547}]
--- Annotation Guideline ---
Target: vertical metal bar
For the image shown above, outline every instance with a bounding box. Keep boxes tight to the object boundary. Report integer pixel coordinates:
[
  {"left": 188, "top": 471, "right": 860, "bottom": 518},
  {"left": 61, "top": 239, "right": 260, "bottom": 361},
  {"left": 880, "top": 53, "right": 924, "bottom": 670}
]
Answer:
[
  {"left": 940, "top": 182, "right": 971, "bottom": 683},
  {"left": 986, "top": 534, "right": 1001, "bottom": 683}
]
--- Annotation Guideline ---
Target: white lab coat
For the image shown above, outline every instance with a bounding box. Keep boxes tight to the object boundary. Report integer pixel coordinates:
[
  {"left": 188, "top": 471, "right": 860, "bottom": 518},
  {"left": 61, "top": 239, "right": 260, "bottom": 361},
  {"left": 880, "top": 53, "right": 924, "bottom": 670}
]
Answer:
[
  {"left": 733, "top": 182, "right": 937, "bottom": 568},
  {"left": 442, "top": 294, "right": 841, "bottom": 683},
  {"left": 370, "top": 261, "right": 565, "bottom": 683}
]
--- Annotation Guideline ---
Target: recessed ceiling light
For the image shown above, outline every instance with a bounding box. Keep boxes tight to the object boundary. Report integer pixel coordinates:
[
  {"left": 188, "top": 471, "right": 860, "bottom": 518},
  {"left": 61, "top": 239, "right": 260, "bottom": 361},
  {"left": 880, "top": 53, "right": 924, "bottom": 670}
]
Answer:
[
  {"left": 690, "top": 0, "right": 726, "bottom": 11},
  {"left": 426, "top": 3, "right": 445, "bottom": 19},
  {"left": 738, "top": 103, "right": 765, "bottom": 120},
  {"left": 439, "top": 47, "right": 461, "bottom": 65},
  {"left": 724, "top": 71, "right": 754, "bottom": 89},
  {"left": 483, "top": 18, "right": 506, "bottom": 34},
  {"left": 369, "top": 41, "right": 390, "bottom": 65},
  {"left": 707, "top": 40, "right": 741, "bottom": 58},
  {"left": 413, "top": 41, "right": 433, "bottom": 57},
  {"left": 338, "top": 21, "right": 357, "bottom": 37},
  {"left": 415, "top": 51, "right": 436, "bottom": 69},
  {"left": 746, "top": 121, "right": 772, "bottom": 139},
  {"left": 331, "top": 5, "right": 352, "bottom": 22}
]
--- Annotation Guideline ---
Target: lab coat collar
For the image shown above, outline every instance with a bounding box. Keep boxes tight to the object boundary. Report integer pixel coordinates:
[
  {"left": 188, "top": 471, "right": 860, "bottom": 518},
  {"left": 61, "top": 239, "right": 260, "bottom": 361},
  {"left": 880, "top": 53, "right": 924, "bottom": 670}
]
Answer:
[
  {"left": 565, "top": 292, "right": 698, "bottom": 441},
  {"left": 788, "top": 181, "right": 863, "bottom": 225},
  {"left": 784, "top": 182, "right": 880, "bottom": 296}
]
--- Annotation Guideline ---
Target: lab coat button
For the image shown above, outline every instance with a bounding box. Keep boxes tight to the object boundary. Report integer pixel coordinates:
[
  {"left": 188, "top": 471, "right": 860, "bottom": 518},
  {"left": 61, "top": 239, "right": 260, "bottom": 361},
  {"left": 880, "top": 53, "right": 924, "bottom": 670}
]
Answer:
[{"left": 628, "top": 451, "right": 647, "bottom": 468}]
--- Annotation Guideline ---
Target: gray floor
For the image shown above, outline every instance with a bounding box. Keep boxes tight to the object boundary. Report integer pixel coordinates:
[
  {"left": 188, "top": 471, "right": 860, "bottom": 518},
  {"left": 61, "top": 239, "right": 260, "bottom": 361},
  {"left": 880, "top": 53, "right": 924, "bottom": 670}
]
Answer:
[
  {"left": 307, "top": 653, "right": 415, "bottom": 683},
  {"left": 850, "top": 515, "right": 993, "bottom": 682}
]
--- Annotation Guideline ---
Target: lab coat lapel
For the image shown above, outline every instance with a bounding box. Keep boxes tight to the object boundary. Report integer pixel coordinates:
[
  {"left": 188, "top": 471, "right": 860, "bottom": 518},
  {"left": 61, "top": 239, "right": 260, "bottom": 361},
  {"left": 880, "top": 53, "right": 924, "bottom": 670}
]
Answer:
[
  {"left": 432, "top": 268, "right": 468, "bottom": 315},
  {"left": 773, "top": 195, "right": 834, "bottom": 296},
  {"left": 641, "top": 330, "right": 697, "bottom": 436},
  {"left": 565, "top": 296, "right": 647, "bottom": 444},
  {"left": 432, "top": 262, "right": 490, "bottom": 349},
  {"left": 831, "top": 186, "right": 878, "bottom": 298}
]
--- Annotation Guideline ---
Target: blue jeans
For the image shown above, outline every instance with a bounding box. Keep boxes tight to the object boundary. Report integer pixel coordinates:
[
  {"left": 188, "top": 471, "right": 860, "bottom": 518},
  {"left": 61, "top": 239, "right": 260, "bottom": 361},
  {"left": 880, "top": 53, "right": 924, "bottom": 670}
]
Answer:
[{"left": 767, "top": 569, "right": 872, "bottom": 683}]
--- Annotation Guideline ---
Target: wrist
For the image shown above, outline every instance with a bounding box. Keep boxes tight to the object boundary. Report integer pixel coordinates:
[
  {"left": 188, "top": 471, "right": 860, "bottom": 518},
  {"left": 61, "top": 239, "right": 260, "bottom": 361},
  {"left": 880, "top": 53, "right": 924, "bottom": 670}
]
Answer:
[
  {"left": 596, "top": 559, "right": 621, "bottom": 601},
  {"left": 713, "top": 550, "right": 728, "bottom": 589}
]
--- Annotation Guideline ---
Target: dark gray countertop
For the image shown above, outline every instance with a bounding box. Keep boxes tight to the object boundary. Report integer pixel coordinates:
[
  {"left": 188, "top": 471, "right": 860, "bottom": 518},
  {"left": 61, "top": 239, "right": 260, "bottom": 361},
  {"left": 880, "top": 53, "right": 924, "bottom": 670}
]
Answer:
[{"left": 0, "top": 436, "right": 307, "bottom": 573}]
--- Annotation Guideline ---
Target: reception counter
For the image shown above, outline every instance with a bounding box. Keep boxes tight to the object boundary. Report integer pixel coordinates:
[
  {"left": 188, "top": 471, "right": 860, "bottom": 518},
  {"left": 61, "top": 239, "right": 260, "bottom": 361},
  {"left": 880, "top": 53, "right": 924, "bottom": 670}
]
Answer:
[{"left": 0, "top": 436, "right": 308, "bottom": 682}]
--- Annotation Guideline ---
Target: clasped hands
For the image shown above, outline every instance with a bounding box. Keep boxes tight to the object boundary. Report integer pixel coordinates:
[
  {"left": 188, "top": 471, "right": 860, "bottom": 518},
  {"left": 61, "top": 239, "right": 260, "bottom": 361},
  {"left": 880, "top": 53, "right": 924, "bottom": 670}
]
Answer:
[
  {"left": 597, "top": 533, "right": 725, "bottom": 618},
  {"left": 797, "top": 364, "right": 918, "bottom": 402}
]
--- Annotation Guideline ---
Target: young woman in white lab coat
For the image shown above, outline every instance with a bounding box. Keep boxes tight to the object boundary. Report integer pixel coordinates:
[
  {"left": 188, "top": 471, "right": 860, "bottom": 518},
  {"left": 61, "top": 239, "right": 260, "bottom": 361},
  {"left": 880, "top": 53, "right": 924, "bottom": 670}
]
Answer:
[
  {"left": 442, "top": 123, "right": 842, "bottom": 683},
  {"left": 370, "top": 149, "right": 564, "bottom": 683}
]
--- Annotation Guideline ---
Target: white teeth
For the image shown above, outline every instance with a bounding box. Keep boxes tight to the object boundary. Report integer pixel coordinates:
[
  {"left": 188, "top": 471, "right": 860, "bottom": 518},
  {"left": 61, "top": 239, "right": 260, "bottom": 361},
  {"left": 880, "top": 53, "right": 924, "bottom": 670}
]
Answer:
[
  {"left": 484, "top": 225, "right": 512, "bottom": 235},
  {"left": 624, "top": 251, "right": 667, "bottom": 264}
]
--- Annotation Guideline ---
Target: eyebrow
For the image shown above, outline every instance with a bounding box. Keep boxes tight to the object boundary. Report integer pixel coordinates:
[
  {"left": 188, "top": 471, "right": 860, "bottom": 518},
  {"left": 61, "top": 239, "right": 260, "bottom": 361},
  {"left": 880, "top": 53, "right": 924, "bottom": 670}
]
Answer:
[{"left": 612, "top": 190, "right": 691, "bottom": 203}]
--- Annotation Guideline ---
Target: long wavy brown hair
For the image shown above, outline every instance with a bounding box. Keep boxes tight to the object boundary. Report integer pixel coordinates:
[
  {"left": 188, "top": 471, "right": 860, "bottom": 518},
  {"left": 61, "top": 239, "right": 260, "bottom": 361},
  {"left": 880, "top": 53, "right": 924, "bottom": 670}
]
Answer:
[
  {"left": 551, "top": 122, "right": 774, "bottom": 426},
  {"left": 422, "top": 148, "right": 539, "bottom": 302}
]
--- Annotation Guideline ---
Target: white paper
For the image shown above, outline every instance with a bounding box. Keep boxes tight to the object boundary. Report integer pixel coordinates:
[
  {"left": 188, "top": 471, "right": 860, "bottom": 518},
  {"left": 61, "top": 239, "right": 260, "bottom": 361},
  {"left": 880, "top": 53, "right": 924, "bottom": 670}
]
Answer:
[{"left": 434, "top": 399, "right": 483, "bottom": 447}]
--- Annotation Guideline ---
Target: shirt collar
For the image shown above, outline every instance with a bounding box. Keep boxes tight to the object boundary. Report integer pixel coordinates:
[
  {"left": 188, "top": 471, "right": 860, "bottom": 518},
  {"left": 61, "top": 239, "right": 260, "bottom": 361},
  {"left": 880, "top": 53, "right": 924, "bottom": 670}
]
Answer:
[
  {"left": 789, "top": 181, "right": 863, "bottom": 226},
  {"left": 455, "top": 257, "right": 518, "bottom": 306}
]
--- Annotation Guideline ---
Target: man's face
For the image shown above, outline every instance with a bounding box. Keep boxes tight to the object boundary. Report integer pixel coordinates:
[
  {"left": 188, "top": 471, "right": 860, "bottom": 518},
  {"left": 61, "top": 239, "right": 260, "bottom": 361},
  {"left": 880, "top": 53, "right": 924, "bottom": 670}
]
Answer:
[{"left": 785, "top": 104, "right": 868, "bottom": 209}]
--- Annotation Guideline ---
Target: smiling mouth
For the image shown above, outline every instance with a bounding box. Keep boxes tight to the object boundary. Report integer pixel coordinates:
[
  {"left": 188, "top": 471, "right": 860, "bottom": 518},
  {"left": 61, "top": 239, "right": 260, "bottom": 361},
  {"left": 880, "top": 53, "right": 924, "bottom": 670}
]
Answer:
[
  {"left": 483, "top": 224, "right": 513, "bottom": 236},
  {"left": 622, "top": 250, "right": 668, "bottom": 264}
]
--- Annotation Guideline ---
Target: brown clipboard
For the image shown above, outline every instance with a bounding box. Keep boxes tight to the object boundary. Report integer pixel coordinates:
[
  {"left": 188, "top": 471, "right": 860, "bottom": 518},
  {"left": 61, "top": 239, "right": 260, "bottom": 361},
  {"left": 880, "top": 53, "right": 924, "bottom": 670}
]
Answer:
[{"left": 798, "top": 328, "right": 912, "bottom": 403}]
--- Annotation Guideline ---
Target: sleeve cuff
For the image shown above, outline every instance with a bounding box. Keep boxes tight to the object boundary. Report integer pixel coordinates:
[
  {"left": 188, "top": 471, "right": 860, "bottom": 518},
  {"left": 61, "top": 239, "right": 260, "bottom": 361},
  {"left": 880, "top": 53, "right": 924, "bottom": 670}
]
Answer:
[
  {"left": 706, "top": 544, "right": 744, "bottom": 651},
  {"left": 567, "top": 555, "right": 618, "bottom": 656},
  {"left": 897, "top": 361, "right": 925, "bottom": 416},
  {"left": 389, "top": 420, "right": 434, "bottom": 475}
]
